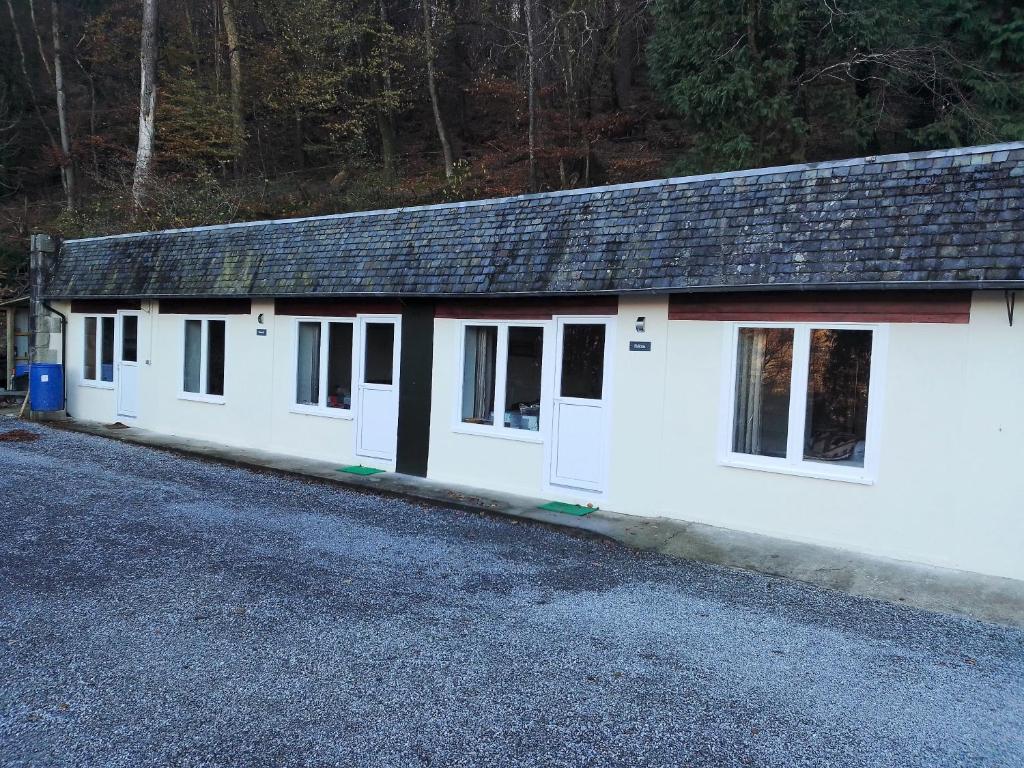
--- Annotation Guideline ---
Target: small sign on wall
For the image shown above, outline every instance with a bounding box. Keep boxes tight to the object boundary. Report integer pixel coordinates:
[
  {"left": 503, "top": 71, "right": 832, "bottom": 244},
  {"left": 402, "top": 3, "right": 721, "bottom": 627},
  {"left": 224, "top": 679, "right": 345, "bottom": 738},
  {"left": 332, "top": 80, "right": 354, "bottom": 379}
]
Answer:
[
  {"left": 629, "top": 341, "right": 652, "bottom": 351},
  {"left": 256, "top": 329, "right": 268, "bottom": 337}
]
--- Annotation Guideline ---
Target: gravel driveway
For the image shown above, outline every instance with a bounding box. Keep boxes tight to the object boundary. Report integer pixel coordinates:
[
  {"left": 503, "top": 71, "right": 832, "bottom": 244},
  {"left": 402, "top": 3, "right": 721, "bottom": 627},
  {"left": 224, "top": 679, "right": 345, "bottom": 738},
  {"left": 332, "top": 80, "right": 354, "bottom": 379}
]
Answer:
[{"left": 1, "top": 419, "right": 1022, "bottom": 768}]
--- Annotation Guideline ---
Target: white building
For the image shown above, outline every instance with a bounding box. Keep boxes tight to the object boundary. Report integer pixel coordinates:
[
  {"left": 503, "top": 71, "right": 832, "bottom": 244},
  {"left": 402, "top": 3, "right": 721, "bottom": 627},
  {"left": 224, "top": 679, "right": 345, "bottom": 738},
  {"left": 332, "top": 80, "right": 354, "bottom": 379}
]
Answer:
[{"left": 42, "top": 144, "right": 1024, "bottom": 582}]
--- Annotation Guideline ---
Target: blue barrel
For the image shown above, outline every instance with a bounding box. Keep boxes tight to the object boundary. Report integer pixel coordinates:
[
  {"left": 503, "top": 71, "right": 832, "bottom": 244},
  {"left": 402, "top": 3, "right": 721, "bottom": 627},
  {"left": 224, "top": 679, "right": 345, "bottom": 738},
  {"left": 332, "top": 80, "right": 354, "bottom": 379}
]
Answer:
[{"left": 29, "top": 363, "right": 64, "bottom": 412}]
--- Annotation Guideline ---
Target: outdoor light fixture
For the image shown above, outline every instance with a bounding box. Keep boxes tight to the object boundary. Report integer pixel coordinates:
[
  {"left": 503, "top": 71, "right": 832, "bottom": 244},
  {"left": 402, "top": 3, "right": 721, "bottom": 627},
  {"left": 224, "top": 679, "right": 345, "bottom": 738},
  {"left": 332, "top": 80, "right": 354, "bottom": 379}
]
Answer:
[
  {"left": 257, "top": 313, "right": 265, "bottom": 324},
  {"left": 635, "top": 316, "right": 646, "bottom": 333}
]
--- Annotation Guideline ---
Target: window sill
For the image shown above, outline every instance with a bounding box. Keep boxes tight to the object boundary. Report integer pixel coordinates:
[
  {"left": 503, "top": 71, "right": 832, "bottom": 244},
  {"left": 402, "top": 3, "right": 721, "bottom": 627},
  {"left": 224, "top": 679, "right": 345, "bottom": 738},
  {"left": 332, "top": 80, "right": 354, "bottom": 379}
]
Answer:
[
  {"left": 719, "top": 456, "right": 875, "bottom": 485},
  {"left": 80, "top": 380, "right": 114, "bottom": 390},
  {"left": 452, "top": 424, "right": 544, "bottom": 444},
  {"left": 289, "top": 405, "right": 354, "bottom": 421},
  {"left": 178, "top": 392, "right": 226, "bottom": 405}
]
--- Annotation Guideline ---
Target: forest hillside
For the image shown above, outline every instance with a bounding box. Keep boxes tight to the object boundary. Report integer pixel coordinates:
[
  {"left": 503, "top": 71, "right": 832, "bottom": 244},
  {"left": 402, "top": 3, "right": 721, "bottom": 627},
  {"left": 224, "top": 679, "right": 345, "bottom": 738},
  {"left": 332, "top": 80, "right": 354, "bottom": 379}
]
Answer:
[{"left": 1, "top": 0, "right": 1022, "bottom": 296}]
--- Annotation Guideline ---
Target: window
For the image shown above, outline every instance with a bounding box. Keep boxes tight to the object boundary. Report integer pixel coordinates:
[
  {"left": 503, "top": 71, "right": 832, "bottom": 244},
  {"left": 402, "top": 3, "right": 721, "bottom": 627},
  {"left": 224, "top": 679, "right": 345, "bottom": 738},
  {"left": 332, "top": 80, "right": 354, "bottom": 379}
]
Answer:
[
  {"left": 732, "top": 327, "right": 794, "bottom": 458},
  {"left": 121, "top": 316, "right": 138, "bottom": 363},
  {"left": 725, "top": 324, "right": 884, "bottom": 482},
  {"left": 505, "top": 327, "right": 544, "bottom": 427},
  {"left": 363, "top": 322, "right": 394, "bottom": 385},
  {"left": 461, "top": 326, "right": 497, "bottom": 424},
  {"left": 559, "top": 323, "right": 606, "bottom": 400},
  {"left": 803, "top": 329, "right": 872, "bottom": 466},
  {"left": 82, "top": 315, "right": 115, "bottom": 385},
  {"left": 293, "top": 319, "right": 354, "bottom": 415},
  {"left": 296, "top": 322, "right": 321, "bottom": 405},
  {"left": 182, "top": 318, "right": 226, "bottom": 400},
  {"left": 460, "top": 323, "right": 545, "bottom": 434}
]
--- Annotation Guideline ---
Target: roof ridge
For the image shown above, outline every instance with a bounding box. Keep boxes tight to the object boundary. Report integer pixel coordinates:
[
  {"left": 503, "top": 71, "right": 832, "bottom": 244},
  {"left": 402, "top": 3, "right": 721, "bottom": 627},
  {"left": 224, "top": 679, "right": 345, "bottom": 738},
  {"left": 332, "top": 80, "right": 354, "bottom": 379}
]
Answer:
[{"left": 60, "top": 141, "right": 1024, "bottom": 246}]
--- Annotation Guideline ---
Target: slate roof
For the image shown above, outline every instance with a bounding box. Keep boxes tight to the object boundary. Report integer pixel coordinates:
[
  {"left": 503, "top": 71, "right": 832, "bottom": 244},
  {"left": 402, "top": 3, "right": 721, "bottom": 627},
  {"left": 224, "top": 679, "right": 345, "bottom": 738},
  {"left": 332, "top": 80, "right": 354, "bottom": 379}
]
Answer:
[{"left": 47, "top": 143, "right": 1024, "bottom": 299}]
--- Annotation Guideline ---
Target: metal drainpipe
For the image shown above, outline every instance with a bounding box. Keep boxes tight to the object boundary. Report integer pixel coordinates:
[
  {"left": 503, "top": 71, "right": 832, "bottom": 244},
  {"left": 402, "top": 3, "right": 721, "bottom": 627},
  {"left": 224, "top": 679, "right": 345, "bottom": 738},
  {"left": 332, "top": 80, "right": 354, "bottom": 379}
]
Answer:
[{"left": 41, "top": 301, "right": 68, "bottom": 414}]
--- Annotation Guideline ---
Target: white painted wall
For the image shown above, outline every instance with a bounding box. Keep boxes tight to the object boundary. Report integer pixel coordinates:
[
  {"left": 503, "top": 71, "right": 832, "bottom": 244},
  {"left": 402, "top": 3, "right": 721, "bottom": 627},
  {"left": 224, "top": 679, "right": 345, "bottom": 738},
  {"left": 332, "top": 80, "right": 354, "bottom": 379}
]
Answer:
[
  {"left": 61, "top": 300, "right": 391, "bottom": 471},
  {"left": 606, "top": 293, "right": 1023, "bottom": 580},
  {"left": 58, "top": 292, "right": 1023, "bottom": 581},
  {"left": 58, "top": 300, "right": 117, "bottom": 420},
  {"left": 427, "top": 318, "right": 547, "bottom": 496},
  {"left": 428, "top": 294, "right": 1024, "bottom": 581}
]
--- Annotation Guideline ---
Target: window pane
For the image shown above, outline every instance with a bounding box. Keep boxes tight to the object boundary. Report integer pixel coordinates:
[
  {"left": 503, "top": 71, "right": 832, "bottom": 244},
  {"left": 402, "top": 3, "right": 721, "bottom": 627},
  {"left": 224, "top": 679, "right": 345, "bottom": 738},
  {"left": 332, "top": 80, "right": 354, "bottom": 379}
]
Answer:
[
  {"left": 326, "top": 323, "right": 353, "bottom": 409},
  {"left": 183, "top": 320, "right": 202, "bottom": 393},
  {"left": 84, "top": 317, "right": 97, "bottom": 380},
  {"left": 206, "top": 320, "right": 226, "bottom": 396},
  {"left": 121, "top": 316, "right": 138, "bottom": 363},
  {"left": 296, "top": 322, "right": 321, "bottom": 405},
  {"left": 559, "top": 324, "right": 605, "bottom": 399},
  {"left": 461, "top": 326, "right": 497, "bottom": 425},
  {"left": 363, "top": 322, "right": 394, "bottom": 385},
  {"left": 732, "top": 328, "right": 794, "bottom": 458},
  {"left": 100, "top": 317, "right": 115, "bottom": 382},
  {"left": 804, "top": 329, "right": 872, "bottom": 467},
  {"left": 504, "top": 327, "right": 543, "bottom": 430}
]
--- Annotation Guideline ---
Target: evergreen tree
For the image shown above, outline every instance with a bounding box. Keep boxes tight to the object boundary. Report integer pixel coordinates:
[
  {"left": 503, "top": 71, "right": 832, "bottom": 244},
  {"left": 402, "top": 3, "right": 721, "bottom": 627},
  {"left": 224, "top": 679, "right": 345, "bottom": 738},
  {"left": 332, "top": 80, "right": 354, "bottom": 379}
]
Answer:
[{"left": 647, "top": 0, "right": 1024, "bottom": 172}]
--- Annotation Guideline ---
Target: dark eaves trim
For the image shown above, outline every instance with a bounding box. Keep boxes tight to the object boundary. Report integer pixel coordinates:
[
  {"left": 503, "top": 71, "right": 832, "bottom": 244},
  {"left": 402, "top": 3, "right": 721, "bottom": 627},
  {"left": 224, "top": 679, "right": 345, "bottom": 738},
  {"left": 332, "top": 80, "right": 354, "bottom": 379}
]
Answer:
[{"left": 42, "top": 278, "right": 1024, "bottom": 301}]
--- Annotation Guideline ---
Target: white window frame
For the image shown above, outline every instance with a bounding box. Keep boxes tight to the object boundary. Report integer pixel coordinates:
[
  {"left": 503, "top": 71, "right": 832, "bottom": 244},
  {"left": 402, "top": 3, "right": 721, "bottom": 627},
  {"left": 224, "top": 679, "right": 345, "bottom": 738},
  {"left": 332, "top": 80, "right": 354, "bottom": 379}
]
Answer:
[
  {"left": 290, "top": 317, "right": 357, "bottom": 420},
  {"left": 718, "top": 321, "right": 888, "bottom": 485},
  {"left": 80, "top": 314, "right": 116, "bottom": 390},
  {"left": 179, "top": 316, "right": 227, "bottom": 404},
  {"left": 453, "top": 319, "right": 551, "bottom": 444}
]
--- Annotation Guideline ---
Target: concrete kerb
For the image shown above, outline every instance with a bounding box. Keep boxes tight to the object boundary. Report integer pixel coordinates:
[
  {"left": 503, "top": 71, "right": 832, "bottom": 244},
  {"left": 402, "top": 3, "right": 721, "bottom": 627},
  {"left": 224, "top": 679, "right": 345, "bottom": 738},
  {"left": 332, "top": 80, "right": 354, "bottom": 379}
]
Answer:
[{"left": 31, "top": 417, "right": 1024, "bottom": 629}]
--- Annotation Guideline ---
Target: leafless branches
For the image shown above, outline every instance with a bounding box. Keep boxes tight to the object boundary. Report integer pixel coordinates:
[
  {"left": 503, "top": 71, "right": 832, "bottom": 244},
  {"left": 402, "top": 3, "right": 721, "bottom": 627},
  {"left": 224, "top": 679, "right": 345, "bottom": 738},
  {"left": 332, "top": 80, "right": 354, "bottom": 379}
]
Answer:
[{"left": 800, "top": 42, "right": 1003, "bottom": 140}]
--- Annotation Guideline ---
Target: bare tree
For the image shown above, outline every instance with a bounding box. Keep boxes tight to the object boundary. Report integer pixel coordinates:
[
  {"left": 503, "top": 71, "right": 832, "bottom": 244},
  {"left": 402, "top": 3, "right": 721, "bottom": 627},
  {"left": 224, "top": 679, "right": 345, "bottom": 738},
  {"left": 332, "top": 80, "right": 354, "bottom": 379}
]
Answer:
[
  {"left": 132, "top": 0, "right": 158, "bottom": 210},
  {"left": 28, "top": 0, "right": 53, "bottom": 80},
  {"left": 524, "top": 0, "right": 537, "bottom": 192},
  {"left": 421, "top": 0, "right": 454, "bottom": 178},
  {"left": 4, "top": 0, "right": 57, "bottom": 147},
  {"left": 375, "top": 0, "right": 398, "bottom": 176},
  {"left": 50, "top": 0, "right": 75, "bottom": 210},
  {"left": 0, "top": 81, "right": 20, "bottom": 195},
  {"left": 220, "top": 0, "right": 245, "bottom": 173}
]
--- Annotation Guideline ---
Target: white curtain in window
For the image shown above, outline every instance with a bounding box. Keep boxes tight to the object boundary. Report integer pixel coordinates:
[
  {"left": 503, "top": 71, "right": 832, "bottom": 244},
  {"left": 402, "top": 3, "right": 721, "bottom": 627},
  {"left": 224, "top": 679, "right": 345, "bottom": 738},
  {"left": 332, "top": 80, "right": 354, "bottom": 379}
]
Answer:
[
  {"left": 733, "top": 329, "right": 766, "bottom": 454},
  {"left": 462, "top": 327, "right": 496, "bottom": 422},
  {"left": 296, "top": 322, "right": 321, "bottom": 405},
  {"left": 183, "top": 319, "right": 202, "bottom": 393},
  {"left": 468, "top": 331, "right": 493, "bottom": 421}
]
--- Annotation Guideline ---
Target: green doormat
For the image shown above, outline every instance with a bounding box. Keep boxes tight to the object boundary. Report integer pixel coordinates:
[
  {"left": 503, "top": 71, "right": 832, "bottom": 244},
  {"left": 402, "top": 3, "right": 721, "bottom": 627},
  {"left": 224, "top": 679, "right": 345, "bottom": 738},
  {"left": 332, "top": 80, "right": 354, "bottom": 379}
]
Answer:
[
  {"left": 538, "top": 501, "right": 595, "bottom": 516},
  {"left": 337, "top": 465, "right": 386, "bottom": 476}
]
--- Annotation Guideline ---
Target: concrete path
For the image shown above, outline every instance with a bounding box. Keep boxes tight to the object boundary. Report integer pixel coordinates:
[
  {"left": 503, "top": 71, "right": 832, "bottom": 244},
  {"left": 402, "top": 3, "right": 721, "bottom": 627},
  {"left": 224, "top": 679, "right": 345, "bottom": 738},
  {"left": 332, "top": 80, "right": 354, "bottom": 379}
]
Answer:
[{"left": 2, "top": 418, "right": 1023, "bottom": 767}]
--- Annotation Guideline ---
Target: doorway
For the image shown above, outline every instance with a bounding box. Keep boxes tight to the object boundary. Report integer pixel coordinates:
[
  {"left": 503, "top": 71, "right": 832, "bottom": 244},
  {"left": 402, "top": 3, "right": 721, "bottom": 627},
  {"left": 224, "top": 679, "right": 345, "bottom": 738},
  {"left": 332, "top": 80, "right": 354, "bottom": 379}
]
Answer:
[
  {"left": 547, "top": 316, "right": 614, "bottom": 495},
  {"left": 115, "top": 311, "right": 141, "bottom": 419},
  {"left": 355, "top": 316, "right": 401, "bottom": 462}
]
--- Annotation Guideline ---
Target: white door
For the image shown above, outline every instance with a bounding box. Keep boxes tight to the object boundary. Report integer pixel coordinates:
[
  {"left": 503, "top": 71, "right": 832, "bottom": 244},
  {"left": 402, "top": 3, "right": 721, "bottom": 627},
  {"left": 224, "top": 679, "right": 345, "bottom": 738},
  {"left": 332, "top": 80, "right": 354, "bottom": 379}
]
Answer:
[
  {"left": 355, "top": 316, "right": 401, "bottom": 461},
  {"left": 548, "top": 317, "right": 614, "bottom": 494},
  {"left": 115, "top": 311, "right": 141, "bottom": 418}
]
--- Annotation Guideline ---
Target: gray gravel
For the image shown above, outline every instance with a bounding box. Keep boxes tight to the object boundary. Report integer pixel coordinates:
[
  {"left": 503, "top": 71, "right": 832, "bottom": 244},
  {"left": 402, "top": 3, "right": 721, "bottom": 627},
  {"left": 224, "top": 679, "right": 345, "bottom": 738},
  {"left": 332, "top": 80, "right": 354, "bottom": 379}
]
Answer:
[{"left": 1, "top": 419, "right": 1021, "bottom": 768}]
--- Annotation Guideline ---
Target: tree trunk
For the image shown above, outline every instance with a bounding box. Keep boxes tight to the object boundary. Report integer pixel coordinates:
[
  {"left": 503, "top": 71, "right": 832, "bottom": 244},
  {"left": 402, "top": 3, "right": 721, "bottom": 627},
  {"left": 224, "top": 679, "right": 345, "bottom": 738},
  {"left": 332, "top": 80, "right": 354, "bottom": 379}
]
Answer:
[
  {"left": 294, "top": 111, "right": 304, "bottom": 169},
  {"left": 612, "top": 2, "right": 636, "bottom": 111},
  {"left": 132, "top": 0, "right": 158, "bottom": 210},
  {"left": 182, "top": 1, "right": 203, "bottom": 82},
  {"left": 50, "top": 0, "right": 75, "bottom": 211},
  {"left": 220, "top": 0, "right": 245, "bottom": 174},
  {"left": 73, "top": 54, "right": 99, "bottom": 174},
  {"left": 212, "top": 0, "right": 221, "bottom": 95},
  {"left": 421, "top": 0, "right": 454, "bottom": 178},
  {"left": 375, "top": 105, "right": 397, "bottom": 176},
  {"left": 28, "top": 0, "right": 53, "bottom": 80},
  {"left": 4, "top": 0, "right": 57, "bottom": 147},
  {"left": 525, "top": 0, "right": 537, "bottom": 192},
  {"left": 376, "top": 0, "right": 397, "bottom": 176}
]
